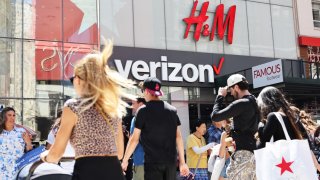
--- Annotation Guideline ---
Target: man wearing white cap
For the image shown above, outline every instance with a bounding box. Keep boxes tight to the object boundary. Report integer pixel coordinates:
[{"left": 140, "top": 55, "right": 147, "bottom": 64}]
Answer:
[{"left": 210, "top": 74, "right": 260, "bottom": 180}]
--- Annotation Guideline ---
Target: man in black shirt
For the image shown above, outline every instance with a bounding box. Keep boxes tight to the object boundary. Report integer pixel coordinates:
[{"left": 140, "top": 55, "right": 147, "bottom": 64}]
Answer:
[
  {"left": 121, "top": 77, "right": 189, "bottom": 180},
  {"left": 211, "top": 74, "right": 259, "bottom": 180}
]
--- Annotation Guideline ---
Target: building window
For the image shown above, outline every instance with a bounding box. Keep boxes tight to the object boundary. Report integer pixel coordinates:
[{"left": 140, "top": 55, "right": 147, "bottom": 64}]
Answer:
[{"left": 312, "top": 1, "right": 320, "bottom": 28}]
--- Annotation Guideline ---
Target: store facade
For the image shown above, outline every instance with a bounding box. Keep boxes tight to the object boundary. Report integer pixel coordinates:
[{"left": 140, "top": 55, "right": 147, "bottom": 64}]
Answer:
[
  {"left": 294, "top": 0, "right": 320, "bottom": 121},
  {"left": 0, "top": 0, "right": 299, "bottom": 140}
]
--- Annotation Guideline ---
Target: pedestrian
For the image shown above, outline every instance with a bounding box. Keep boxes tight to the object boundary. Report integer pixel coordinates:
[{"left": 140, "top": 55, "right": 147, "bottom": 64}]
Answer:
[
  {"left": 40, "top": 40, "right": 135, "bottom": 180},
  {"left": 256, "top": 86, "right": 303, "bottom": 147},
  {"left": 211, "top": 74, "right": 260, "bottom": 180},
  {"left": 186, "top": 119, "right": 214, "bottom": 180},
  {"left": 257, "top": 86, "right": 320, "bottom": 173},
  {"left": 0, "top": 107, "right": 33, "bottom": 179},
  {"left": 209, "top": 119, "right": 232, "bottom": 180},
  {"left": 130, "top": 97, "right": 146, "bottom": 180},
  {"left": 207, "top": 121, "right": 223, "bottom": 144},
  {"left": 121, "top": 77, "right": 189, "bottom": 180}
]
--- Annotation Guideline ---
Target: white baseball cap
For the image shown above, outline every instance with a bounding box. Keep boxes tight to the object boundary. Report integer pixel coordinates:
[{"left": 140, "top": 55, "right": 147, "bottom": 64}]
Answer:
[{"left": 227, "top": 74, "right": 247, "bottom": 88}]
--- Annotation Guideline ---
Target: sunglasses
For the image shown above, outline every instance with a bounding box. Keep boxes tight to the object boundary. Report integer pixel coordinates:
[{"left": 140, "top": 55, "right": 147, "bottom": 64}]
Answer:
[
  {"left": 69, "top": 76, "right": 75, "bottom": 84},
  {"left": 69, "top": 75, "right": 81, "bottom": 84}
]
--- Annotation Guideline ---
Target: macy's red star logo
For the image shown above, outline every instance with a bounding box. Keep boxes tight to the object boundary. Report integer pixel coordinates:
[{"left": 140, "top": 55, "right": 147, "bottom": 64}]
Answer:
[{"left": 276, "top": 157, "right": 294, "bottom": 175}]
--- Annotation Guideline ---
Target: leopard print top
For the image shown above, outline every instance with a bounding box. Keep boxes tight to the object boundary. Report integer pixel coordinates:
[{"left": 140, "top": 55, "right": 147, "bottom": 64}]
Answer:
[{"left": 65, "top": 99, "right": 119, "bottom": 158}]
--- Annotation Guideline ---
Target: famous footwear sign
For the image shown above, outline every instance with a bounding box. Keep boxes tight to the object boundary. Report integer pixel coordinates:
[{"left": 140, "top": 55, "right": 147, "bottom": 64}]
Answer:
[{"left": 252, "top": 59, "right": 284, "bottom": 89}]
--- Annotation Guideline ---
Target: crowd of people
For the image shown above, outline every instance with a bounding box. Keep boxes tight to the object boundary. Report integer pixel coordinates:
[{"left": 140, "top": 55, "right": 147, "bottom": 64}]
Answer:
[{"left": 1, "top": 41, "right": 320, "bottom": 180}]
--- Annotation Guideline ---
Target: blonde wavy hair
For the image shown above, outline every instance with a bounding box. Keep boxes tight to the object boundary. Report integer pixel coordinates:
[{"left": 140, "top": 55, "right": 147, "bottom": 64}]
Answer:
[{"left": 74, "top": 40, "right": 136, "bottom": 119}]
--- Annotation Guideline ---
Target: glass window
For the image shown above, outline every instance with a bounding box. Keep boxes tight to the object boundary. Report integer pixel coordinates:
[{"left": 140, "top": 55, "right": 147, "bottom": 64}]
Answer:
[
  {"left": 0, "top": 0, "right": 22, "bottom": 38},
  {"left": 100, "top": 0, "right": 134, "bottom": 47},
  {"left": 23, "top": 99, "right": 64, "bottom": 141},
  {"left": 188, "top": 103, "right": 198, "bottom": 130},
  {"left": 23, "top": 41, "right": 63, "bottom": 98},
  {"left": 188, "top": 87, "right": 200, "bottom": 101},
  {"left": 24, "top": 40, "right": 97, "bottom": 98},
  {"left": 200, "top": 104, "right": 213, "bottom": 123},
  {"left": 271, "top": 5, "right": 297, "bottom": 59},
  {"left": 199, "top": 88, "right": 215, "bottom": 102},
  {"left": 63, "top": 0, "right": 98, "bottom": 45},
  {"left": 27, "top": 0, "right": 63, "bottom": 41},
  {"left": 247, "top": 2, "right": 274, "bottom": 58},
  {"left": 0, "top": 38, "right": 22, "bottom": 98},
  {"left": 312, "top": 2, "right": 320, "bottom": 28}
]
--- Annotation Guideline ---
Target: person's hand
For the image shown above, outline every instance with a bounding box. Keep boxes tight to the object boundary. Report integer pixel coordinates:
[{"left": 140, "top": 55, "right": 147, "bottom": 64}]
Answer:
[
  {"left": 218, "top": 86, "right": 228, "bottom": 97},
  {"left": 40, "top": 150, "right": 49, "bottom": 162},
  {"left": 22, "top": 132, "right": 32, "bottom": 145},
  {"left": 179, "top": 163, "right": 189, "bottom": 176},
  {"left": 207, "top": 148, "right": 212, "bottom": 156},
  {"left": 221, "top": 131, "right": 228, "bottom": 141},
  {"left": 121, "top": 159, "right": 128, "bottom": 172}
]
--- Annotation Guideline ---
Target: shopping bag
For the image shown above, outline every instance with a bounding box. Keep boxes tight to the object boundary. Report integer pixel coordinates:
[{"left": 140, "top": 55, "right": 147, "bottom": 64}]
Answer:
[
  {"left": 208, "top": 144, "right": 220, "bottom": 172},
  {"left": 254, "top": 112, "right": 317, "bottom": 180},
  {"left": 16, "top": 145, "right": 46, "bottom": 170},
  {"left": 210, "top": 156, "right": 225, "bottom": 180}
]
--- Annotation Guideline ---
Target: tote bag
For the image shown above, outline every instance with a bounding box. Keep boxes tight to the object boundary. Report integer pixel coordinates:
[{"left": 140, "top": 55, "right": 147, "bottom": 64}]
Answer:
[
  {"left": 208, "top": 144, "right": 220, "bottom": 173},
  {"left": 254, "top": 112, "right": 317, "bottom": 180},
  {"left": 210, "top": 152, "right": 226, "bottom": 180}
]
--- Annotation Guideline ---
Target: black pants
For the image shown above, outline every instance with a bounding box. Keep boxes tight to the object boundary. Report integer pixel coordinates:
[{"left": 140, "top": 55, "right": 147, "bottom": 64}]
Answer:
[
  {"left": 144, "top": 163, "right": 176, "bottom": 180},
  {"left": 72, "top": 156, "right": 125, "bottom": 180}
]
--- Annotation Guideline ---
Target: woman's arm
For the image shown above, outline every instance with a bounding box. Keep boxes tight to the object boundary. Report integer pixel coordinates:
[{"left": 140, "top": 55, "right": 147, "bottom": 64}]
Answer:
[
  {"left": 259, "top": 113, "right": 278, "bottom": 143},
  {"left": 311, "top": 151, "right": 320, "bottom": 172},
  {"left": 192, "top": 142, "right": 214, "bottom": 154},
  {"left": 218, "top": 132, "right": 228, "bottom": 158},
  {"left": 117, "top": 120, "right": 124, "bottom": 160},
  {"left": 41, "top": 107, "right": 76, "bottom": 163}
]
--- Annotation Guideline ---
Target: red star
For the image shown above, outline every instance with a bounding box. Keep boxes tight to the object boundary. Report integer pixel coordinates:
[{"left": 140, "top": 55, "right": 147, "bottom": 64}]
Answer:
[{"left": 276, "top": 157, "right": 294, "bottom": 175}]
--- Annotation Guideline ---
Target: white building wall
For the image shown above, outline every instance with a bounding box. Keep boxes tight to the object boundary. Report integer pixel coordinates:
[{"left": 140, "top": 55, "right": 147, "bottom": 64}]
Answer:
[
  {"left": 295, "top": 0, "right": 320, "bottom": 37},
  {"left": 100, "top": 0, "right": 298, "bottom": 60}
]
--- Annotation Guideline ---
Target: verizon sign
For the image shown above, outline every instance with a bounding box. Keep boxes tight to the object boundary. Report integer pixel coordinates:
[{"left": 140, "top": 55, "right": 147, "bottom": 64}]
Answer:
[
  {"left": 252, "top": 59, "right": 283, "bottom": 89},
  {"left": 113, "top": 56, "right": 218, "bottom": 83}
]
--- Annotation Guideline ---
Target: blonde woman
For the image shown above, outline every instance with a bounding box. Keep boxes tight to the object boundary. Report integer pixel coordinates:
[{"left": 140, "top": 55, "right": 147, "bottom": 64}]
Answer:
[{"left": 40, "top": 41, "right": 135, "bottom": 180}]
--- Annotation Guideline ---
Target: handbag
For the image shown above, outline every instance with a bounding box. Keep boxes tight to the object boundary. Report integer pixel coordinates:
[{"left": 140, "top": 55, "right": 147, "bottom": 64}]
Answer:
[
  {"left": 180, "top": 153, "right": 202, "bottom": 180},
  {"left": 254, "top": 112, "right": 318, "bottom": 180}
]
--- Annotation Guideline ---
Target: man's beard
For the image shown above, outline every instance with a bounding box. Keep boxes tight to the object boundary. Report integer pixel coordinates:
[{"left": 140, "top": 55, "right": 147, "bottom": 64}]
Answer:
[{"left": 233, "top": 91, "right": 239, "bottom": 100}]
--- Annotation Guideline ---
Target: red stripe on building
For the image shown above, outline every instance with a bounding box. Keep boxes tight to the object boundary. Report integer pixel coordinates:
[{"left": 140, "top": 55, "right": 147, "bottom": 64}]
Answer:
[{"left": 299, "top": 36, "right": 320, "bottom": 47}]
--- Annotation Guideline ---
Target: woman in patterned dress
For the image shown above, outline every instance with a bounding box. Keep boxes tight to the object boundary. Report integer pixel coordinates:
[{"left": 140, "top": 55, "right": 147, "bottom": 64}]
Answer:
[{"left": 0, "top": 107, "right": 33, "bottom": 180}]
